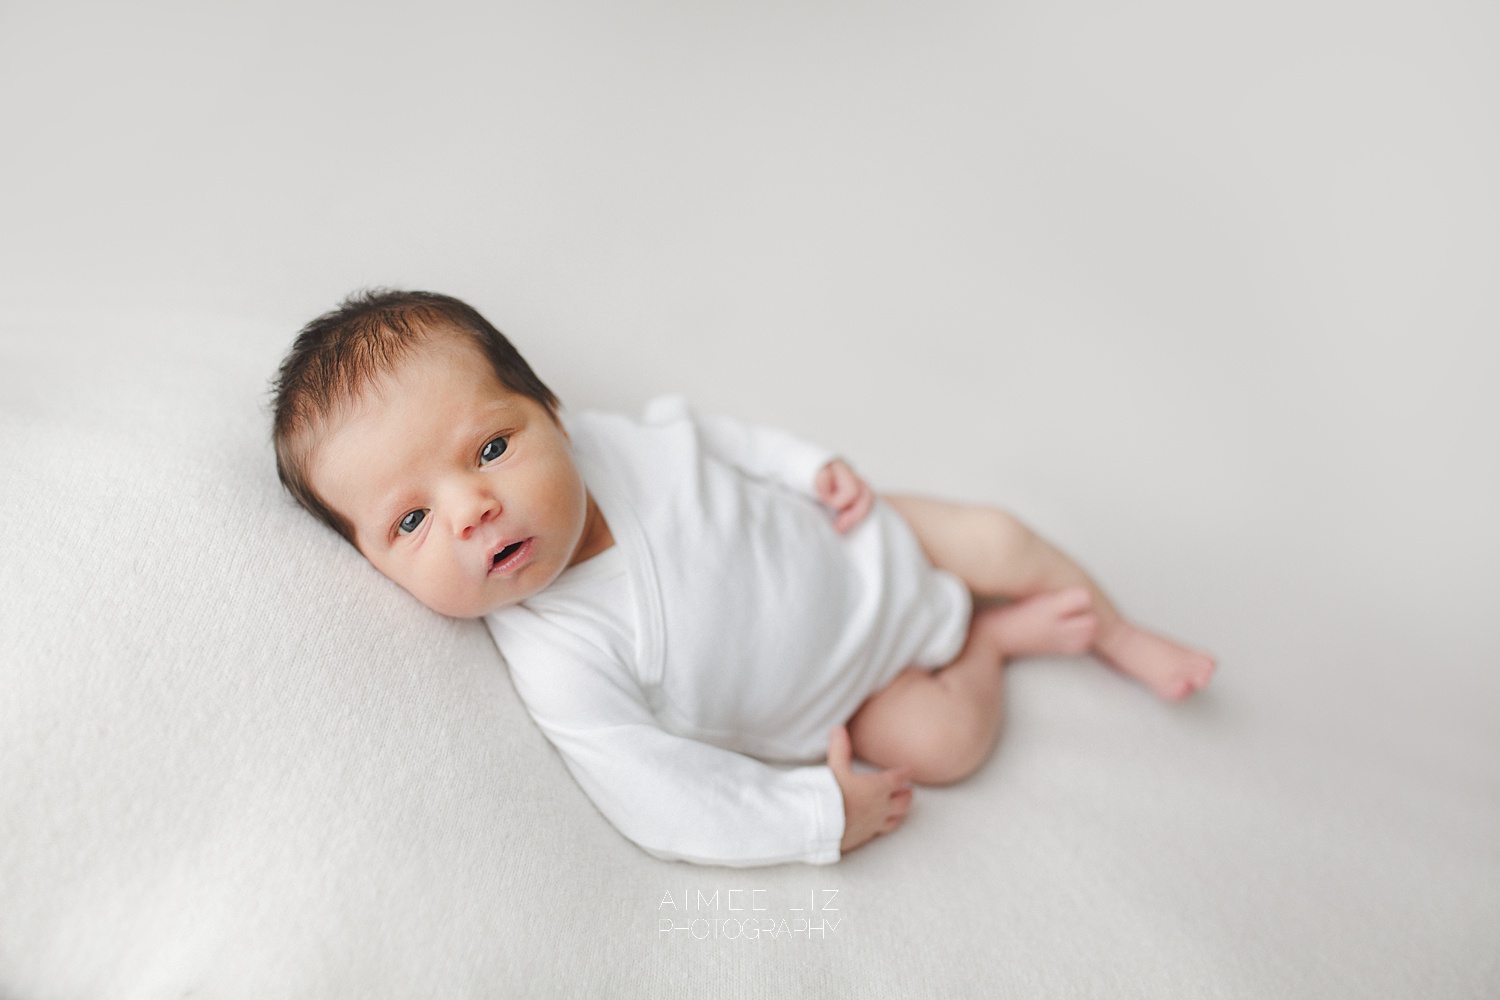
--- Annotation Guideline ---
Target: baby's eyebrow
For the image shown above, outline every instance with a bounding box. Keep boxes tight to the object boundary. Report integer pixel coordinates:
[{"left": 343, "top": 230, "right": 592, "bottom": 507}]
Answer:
[
  {"left": 458, "top": 403, "right": 527, "bottom": 449},
  {"left": 471, "top": 396, "right": 523, "bottom": 427},
  {"left": 369, "top": 442, "right": 459, "bottom": 522},
  {"left": 373, "top": 487, "right": 421, "bottom": 522},
  {"left": 356, "top": 490, "right": 418, "bottom": 546}
]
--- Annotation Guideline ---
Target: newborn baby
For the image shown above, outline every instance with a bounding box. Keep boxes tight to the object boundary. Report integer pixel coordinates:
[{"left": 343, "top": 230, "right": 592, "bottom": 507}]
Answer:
[{"left": 271, "top": 289, "right": 1215, "bottom": 867}]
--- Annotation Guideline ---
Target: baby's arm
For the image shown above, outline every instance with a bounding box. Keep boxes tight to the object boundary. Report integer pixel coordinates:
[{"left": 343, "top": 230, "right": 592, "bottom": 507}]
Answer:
[
  {"left": 495, "top": 611, "right": 879, "bottom": 866},
  {"left": 546, "top": 715, "right": 846, "bottom": 866},
  {"left": 645, "top": 395, "right": 833, "bottom": 494},
  {"left": 645, "top": 395, "right": 870, "bottom": 524},
  {"left": 643, "top": 396, "right": 876, "bottom": 533},
  {"left": 550, "top": 717, "right": 913, "bottom": 863}
]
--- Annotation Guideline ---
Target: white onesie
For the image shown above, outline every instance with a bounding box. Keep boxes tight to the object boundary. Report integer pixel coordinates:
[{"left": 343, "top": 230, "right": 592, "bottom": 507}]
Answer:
[{"left": 484, "top": 396, "right": 970, "bottom": 867}]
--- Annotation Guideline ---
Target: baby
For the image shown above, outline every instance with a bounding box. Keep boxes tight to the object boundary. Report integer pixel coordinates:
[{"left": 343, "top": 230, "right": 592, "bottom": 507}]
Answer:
[{"left": 272, "top": 289, "right": 1215, "bottom": 867}]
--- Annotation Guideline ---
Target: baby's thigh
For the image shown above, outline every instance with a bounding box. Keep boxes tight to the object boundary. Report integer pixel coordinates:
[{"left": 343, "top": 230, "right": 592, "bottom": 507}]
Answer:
[{"left": 883, "top": 494, "right": 1031, "bottom": 596}]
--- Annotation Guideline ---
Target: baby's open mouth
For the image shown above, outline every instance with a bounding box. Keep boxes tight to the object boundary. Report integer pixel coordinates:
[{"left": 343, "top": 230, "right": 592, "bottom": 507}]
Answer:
[{"left": 488, "top": 537, "right": 535, "bottom": 577}]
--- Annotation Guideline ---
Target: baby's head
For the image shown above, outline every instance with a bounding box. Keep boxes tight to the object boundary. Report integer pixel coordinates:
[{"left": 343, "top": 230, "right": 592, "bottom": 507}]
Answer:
[{"left": 272, "top": 290, "right": 609, "bottom": 617}]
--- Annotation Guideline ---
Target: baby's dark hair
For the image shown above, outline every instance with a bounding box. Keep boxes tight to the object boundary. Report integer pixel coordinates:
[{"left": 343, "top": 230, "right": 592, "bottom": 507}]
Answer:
[{"left": 271, "top": 289, "right": 558, "bottom": 543}]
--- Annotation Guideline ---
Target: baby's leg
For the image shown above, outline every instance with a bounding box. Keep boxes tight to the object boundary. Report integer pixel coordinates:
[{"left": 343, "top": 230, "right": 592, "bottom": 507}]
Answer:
[
  {"left": 884, "top": 495, "right": 1216, "bottom": 701},
  {"left": 847, "top": 590, "right": 1097, "bottom": 785}
]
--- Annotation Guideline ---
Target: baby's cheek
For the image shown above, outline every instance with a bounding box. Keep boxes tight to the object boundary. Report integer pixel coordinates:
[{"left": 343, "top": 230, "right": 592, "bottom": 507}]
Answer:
[
  {"left": 436, "top": 568, "right": 477, "bottom": 617},
  {"left": 399, "top": 557, "right": 456, "bottom": 617}
]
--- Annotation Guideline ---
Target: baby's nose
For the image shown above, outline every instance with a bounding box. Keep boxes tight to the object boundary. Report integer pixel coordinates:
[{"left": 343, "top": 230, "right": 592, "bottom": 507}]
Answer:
[{"left": 455, "top": 492, "right": 502, "bottom": 539}]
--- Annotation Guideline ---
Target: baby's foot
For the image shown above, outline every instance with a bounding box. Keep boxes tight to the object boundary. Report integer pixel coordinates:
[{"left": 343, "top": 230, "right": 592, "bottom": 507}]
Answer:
[
  {"left": 979, "top": 586, "right": 1099, "bottom": 659},
  {"left": 1094, "top": 622, "right": 1216, "bottom": 701}
]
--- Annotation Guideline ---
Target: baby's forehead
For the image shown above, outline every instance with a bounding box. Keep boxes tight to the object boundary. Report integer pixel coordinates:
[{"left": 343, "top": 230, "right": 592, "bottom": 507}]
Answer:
[{"left": 334, "top": 330, "right": 499, "bottom": 413}]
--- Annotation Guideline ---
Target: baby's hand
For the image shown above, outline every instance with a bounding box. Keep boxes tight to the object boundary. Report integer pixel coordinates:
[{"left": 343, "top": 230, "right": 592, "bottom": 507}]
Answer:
[
  {"left": 827, "top": 725, "right": 913, "bottom": 855},
  {"left": 814, "top": 459, "right": 874, "bottom": 533}
]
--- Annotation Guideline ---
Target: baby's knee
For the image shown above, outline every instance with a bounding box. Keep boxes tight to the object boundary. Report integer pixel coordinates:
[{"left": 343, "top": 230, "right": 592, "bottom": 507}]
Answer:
[
  {"left": 966, "top": 506, "right": 1030, "bottom": 567},
  {"left": 901, "top": 708, "right": 997, "bottom": 786},
  {"left": 847, "top": 668, "right": 1001, "bottom": 785}
]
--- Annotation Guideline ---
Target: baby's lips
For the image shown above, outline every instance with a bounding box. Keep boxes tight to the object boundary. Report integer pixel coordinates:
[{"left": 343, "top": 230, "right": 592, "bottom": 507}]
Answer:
[
  {"left": 486, "top": 535, "right": 521, "bottom": 563},
  {"left": 487, "top": 536, "right": 535, "bottom": 576}
]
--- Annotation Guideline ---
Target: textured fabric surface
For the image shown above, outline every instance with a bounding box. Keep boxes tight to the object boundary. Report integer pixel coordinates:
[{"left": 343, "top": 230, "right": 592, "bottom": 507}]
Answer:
[
  {"left": 3, "top": 1, "right": 1498, "bottom": 996},
  {"left": 3, "top": 316, "right": 1496, "bottom": 998}
]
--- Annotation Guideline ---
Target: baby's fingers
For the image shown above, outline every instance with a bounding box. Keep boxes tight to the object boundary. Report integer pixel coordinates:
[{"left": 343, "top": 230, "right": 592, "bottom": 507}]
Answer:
[
  {"left": 880, "top": 790, "right": 913, "bottom": 833},
  {"left": 833, "top": 487, "right": 874, "bottom": 533},
  {"left": 879, "top": 768, "right": 914, "bottom": 835},
  {"left": 814, "top": 462, "right": 847, "bottom": 504}
]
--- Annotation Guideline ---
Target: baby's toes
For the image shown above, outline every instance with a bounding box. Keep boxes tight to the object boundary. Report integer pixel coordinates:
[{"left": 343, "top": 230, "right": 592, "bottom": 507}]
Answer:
[
  {"left": 1160, "top": 678, "right": 1194, "bottom": 701},
  {"left": 1188, "top": 654, "right": 1216, "bottom": 689}
]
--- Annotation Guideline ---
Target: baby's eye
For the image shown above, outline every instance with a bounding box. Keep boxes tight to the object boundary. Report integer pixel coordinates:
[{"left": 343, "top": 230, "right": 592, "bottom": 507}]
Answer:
[
  {"left": 480, "top": 436, "right": 509, "bottom": 464},
  {"left": 397, "top": 509, "right": 427, "bottom": 535}
]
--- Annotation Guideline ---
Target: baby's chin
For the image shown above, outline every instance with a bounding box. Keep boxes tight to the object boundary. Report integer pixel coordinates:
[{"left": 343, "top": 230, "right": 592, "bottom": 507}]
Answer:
[
  {"left": 365, "top": 559, "right": 515, "bottom": 619},
  {"left": 408, "top": 579, "right": 542, "bottom": 620},
  {"left": 383, "top": 548, "right": 572, "bottom": 619},
  {"left": 420, "top": 592, "right": 507, "bottom": 620}
]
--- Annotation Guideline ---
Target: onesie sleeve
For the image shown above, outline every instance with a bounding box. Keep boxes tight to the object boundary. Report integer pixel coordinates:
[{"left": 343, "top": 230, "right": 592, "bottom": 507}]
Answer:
[
  {"left": 642, "top": 394, "right": 835, "bottom": 498},
  {"left": 489, "top": 607, "right": 846, "bottom": 867}
]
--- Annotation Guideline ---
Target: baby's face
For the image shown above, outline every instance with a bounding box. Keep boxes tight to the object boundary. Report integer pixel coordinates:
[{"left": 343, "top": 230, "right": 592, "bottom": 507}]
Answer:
[{"left": 308, "top": 335, "right": 603, "bottom": 618}]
